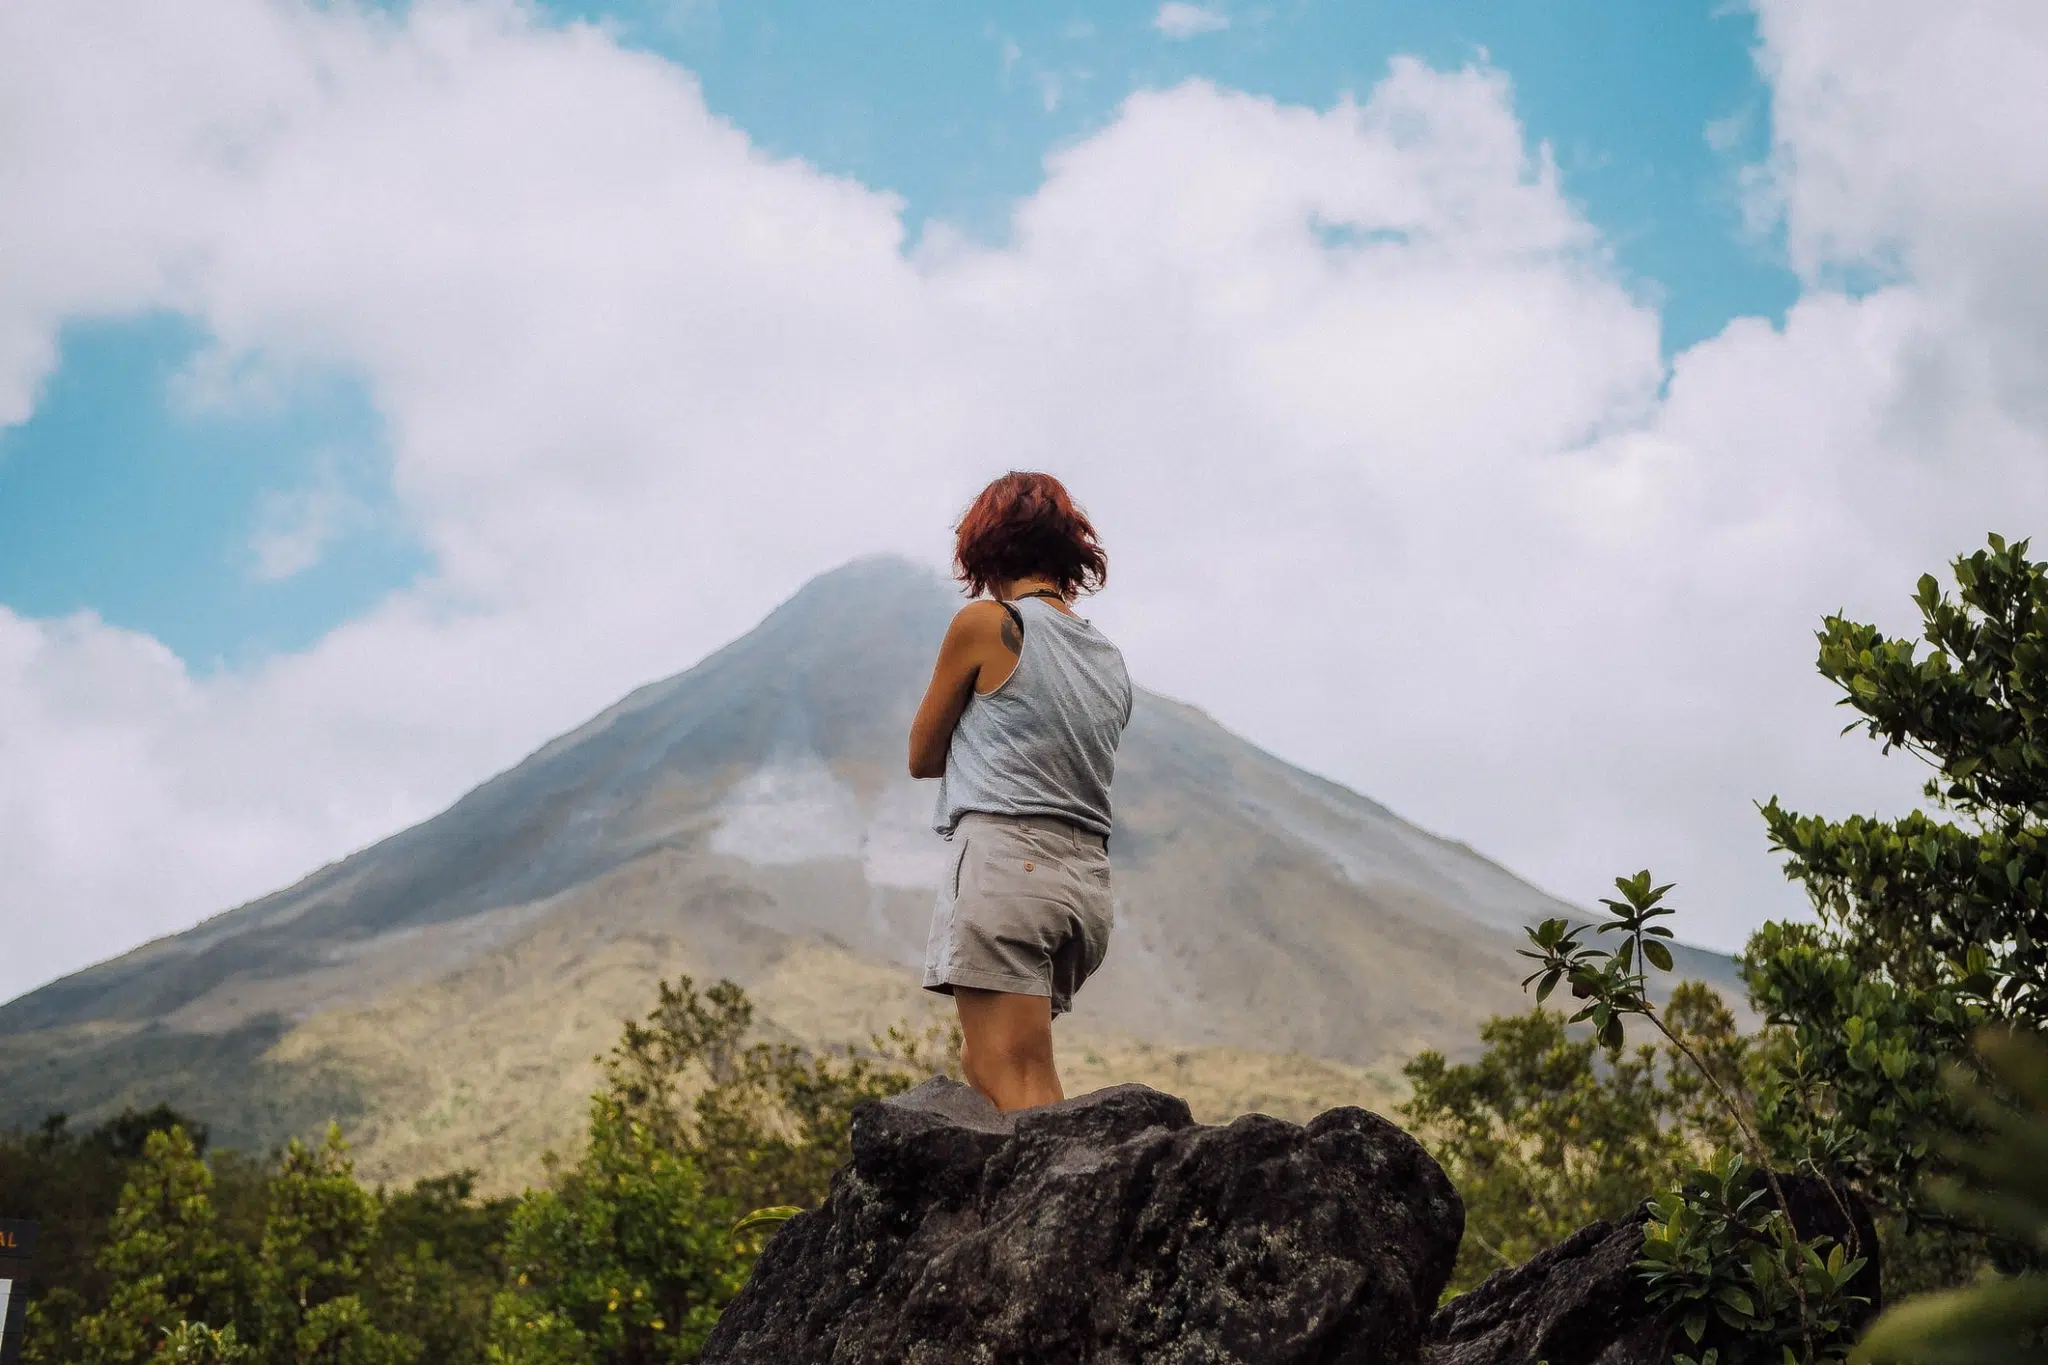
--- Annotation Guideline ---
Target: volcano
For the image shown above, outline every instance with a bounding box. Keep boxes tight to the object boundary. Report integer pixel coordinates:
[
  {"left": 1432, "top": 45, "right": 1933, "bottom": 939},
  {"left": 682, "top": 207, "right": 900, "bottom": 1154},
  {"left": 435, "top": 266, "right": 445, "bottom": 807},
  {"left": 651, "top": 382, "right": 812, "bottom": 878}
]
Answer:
[{"left": 0, "top": 556, "right": 1737, "bottom": 1186}]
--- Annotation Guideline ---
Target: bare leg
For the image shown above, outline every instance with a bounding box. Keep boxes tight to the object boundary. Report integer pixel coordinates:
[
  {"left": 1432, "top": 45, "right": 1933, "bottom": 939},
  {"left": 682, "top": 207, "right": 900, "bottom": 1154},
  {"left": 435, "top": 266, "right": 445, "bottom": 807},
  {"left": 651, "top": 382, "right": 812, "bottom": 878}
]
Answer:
[{"left": 953, "top": 987, "right": 1063, "bottom": 1111}]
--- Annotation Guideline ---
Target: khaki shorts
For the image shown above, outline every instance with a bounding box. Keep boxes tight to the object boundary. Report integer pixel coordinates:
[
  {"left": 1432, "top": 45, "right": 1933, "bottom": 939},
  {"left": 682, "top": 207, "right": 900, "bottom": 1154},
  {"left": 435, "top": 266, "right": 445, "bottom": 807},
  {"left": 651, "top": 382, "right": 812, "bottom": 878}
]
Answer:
[{"left": 922, "top": 812, "right": 1114, "bottom": 1016}]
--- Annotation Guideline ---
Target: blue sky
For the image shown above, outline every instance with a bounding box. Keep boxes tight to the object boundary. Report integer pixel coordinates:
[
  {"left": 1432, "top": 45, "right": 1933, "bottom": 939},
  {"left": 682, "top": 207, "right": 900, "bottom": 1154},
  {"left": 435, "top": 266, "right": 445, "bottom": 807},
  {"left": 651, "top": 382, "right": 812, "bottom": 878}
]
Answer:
[{"left": 0, "top": 0, "right": 1792, "bottom": 668}]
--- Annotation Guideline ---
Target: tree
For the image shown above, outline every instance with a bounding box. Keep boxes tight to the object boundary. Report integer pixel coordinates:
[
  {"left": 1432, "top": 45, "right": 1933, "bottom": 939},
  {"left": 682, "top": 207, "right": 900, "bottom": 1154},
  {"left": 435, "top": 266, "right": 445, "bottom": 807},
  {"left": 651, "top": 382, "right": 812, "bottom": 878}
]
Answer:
[
  {"left": 18, "top": 1116, "right": 512, "bottom": 1365},
  {"left": 254, "top": 1126, "right": 418, "bottom": 1365},
  {"left": 364, "top": 1172, "right": 516, "bottom": 1365},
  {"left": 5, "top": 1104, "right": 225, "bottom": 1356},
  {"left": 489, "top": 977, "right": 959, "bottom": 1364},
  {"left": 1750, "top": 534, "right": 2048, "bottom": 1287},
  {"left": 599, "top": 975, "right": 957, "bottom": 1214},
  {"left": 487, "top": 1097, "right": 752, "bottom": 1365},
  {"left": 53, "top": 1126, "right": 246, "bottom": 1365}
]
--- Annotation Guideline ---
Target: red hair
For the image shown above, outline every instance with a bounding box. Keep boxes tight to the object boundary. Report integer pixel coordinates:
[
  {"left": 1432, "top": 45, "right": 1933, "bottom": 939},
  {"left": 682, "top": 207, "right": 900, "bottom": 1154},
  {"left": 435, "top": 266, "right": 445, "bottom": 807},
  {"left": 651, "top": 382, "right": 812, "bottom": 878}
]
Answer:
[{"left": 952, "top": 472, "right": 1107, "bottom": 599}]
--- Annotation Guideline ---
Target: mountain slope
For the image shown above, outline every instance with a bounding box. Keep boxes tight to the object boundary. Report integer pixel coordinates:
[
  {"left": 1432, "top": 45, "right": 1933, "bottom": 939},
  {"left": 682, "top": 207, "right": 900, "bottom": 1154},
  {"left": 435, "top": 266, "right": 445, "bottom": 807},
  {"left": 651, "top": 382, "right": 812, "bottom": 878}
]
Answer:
[{"left": 0, "top": 555, "right": 1735, "bottom": 1184}]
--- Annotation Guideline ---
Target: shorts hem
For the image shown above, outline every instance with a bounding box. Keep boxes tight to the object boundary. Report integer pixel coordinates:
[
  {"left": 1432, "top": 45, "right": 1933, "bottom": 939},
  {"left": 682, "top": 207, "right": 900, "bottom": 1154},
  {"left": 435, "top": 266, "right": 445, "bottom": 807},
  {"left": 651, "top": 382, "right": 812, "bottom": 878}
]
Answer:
[{"left": 922, "top": 966, "right": 1052, "bottom": 998}]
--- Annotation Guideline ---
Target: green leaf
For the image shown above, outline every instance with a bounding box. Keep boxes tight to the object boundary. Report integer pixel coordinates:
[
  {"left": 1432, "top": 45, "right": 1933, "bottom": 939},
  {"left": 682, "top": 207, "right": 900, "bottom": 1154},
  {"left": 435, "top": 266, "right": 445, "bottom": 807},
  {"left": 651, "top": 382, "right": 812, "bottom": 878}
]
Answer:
[
  {"left": 1715, "top": 1285, "right": 1756, "bottom": 1316},
  {"left": 731, "top": 1205, "right": 804, "bottom": 1239},
  {"left": 1643, "top": 939, "right": 1674, "bottom": 972}
]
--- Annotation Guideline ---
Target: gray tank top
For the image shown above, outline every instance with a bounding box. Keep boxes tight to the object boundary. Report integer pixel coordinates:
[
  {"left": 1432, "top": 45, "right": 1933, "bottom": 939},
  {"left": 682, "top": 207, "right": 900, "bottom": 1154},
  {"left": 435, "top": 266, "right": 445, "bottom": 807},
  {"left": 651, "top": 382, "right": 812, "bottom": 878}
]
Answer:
[{"left": 933, "top": 596, "right": 1133, "bottom": 839}]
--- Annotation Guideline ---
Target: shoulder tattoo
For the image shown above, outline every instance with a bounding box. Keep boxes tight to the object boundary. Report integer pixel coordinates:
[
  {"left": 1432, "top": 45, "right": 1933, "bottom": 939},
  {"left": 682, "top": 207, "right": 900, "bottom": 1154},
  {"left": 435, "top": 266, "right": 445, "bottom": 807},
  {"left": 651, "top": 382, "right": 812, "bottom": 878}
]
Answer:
[{"left": 1000, "top": 608, "right": 1023, "bottom": 656}]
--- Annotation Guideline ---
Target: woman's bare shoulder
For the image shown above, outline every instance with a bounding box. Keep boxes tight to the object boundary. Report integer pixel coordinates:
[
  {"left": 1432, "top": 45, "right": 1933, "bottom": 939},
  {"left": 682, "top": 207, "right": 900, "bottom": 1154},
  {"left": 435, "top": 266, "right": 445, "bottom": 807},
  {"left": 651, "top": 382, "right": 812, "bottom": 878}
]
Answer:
[
  {"left": 946, "top": 599, "right": 1020, "bottom": 656},
  {"left": 948, "top": 599, "right": 1009, "bottom": 633}
]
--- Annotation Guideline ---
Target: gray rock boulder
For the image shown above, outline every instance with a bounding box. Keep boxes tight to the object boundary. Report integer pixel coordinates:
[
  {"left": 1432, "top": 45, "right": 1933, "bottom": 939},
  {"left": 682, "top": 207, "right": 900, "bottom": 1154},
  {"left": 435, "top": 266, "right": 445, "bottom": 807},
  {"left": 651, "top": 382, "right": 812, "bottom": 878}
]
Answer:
[{"left": 701, "top": 1078, "right": 1465, "bottom": 1365}]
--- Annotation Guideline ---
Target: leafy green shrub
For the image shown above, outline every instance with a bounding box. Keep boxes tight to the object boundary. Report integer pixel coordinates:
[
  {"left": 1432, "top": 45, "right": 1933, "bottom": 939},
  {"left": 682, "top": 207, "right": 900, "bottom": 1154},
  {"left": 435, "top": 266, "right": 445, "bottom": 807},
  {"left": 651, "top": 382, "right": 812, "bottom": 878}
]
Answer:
[
  {"left": 1521, "top": 873, "right": 1874, "bottom": 1362},
  {"left": 1401, "top": 983, "right": 1744, "bottom": 1291},
  {"left": 1640, "top": 1152, "right": 1867, "bottom": 1365}
]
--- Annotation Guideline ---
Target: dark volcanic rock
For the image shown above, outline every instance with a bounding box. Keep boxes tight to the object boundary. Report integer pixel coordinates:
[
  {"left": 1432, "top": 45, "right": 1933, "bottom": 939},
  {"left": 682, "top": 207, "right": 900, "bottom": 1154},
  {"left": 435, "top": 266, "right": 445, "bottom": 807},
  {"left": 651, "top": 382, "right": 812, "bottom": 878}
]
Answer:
[
  {"left": 1424, "top": 1213, "right": 1665, "bottom": 1365},
  {"left": 1426, "top": 1173, "right": 1883, "bottom": 1365},
  {"left": 701, "top": 1079, "right": 1464, "bottom": 1365}
]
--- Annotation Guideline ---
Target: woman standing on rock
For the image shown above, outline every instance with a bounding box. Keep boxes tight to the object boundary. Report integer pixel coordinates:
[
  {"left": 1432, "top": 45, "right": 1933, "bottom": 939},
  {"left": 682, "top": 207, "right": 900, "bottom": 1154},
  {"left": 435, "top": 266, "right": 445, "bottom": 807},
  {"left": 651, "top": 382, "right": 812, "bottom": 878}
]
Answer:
[{"left": 908, "top": 472, "right": 1133, "bottom": 1111}]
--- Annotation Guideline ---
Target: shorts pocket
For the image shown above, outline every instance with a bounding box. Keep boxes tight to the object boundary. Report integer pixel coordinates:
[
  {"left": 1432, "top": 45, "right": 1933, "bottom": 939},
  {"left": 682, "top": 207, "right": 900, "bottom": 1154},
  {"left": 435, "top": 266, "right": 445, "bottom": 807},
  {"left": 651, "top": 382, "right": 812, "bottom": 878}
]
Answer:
[{"left": 972, "top": 828, "right": 1058, "bottom": 899}]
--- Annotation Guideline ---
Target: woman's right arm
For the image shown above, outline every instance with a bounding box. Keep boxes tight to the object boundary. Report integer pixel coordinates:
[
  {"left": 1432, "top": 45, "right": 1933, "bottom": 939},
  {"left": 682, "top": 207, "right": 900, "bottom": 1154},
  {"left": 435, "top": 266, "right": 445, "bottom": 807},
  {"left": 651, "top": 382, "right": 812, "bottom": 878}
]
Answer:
[{"left": 908, "top": 602, "right": 1012, "bottom": 779}]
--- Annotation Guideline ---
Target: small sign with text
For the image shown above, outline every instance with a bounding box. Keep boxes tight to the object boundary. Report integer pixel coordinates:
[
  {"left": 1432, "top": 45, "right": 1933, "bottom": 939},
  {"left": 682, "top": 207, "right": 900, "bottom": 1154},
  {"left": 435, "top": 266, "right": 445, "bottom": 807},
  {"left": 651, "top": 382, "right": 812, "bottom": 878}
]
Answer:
[{"left": 0, "top": 1220, "right": 35, "bottom": 1365}]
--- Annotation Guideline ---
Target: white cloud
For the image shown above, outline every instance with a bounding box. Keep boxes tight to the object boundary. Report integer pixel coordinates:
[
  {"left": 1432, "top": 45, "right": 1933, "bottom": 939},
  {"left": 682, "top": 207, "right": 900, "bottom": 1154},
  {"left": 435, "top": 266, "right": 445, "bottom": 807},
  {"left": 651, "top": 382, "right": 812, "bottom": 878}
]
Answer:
[
  {"left": 249, "top": 464, "right": 370, "bottom": 580},
  {"left": 1752, "top": 0, "right": 2048, "bottom": 422},
  {"left": 0, "top": 0, "right": 2044, "bottom": 1002},
  {"left": 1154, "top": 3, "right": 1229, "bottom": 40}
]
